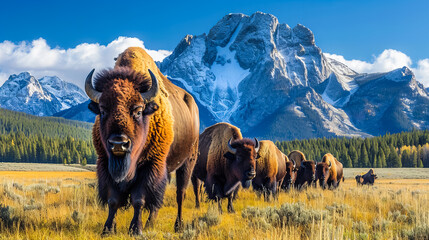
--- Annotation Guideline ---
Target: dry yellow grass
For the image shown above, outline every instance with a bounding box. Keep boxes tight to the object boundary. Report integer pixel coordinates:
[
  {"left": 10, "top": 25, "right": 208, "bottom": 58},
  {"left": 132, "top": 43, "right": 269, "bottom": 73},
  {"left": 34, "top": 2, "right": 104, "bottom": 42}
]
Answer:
[{"left": 0, "top": 171, "right": 428, "bottom": 240}]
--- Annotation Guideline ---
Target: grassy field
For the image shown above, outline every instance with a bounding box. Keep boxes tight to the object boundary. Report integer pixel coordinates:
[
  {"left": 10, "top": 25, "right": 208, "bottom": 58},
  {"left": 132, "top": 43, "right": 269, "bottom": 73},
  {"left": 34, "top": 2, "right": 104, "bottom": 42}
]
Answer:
[
  {"left": 0, "top": 163, "right": 97, "bottom": 172},
  {"left": 0, "top": 169, "right": 428, "bottom": 239}
]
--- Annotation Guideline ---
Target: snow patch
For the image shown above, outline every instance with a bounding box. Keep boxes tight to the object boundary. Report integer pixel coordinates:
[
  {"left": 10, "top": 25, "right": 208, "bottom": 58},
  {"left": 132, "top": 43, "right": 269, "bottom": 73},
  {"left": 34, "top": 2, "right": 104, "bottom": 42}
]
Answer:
[{"left": 210, "top": 23, "right": 250, "bottom": 121}]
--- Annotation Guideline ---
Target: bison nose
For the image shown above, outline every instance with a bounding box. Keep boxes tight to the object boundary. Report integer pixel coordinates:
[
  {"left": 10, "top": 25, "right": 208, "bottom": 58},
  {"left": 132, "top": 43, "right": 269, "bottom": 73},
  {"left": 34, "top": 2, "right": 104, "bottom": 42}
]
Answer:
[
  {"left": 246, "top": 170, "right": 256, "bottom": 179},
  {"left": 108, "top": 134, "right": 131, "bottom": 154}
]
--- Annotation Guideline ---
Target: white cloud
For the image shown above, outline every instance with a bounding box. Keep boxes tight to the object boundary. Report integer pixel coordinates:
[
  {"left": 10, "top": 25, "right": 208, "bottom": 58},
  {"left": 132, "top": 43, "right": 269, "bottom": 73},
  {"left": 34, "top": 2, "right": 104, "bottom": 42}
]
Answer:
[
  {"left": 0, "top": 37, "right": 171, "bottom": 89},
  {"left": 324, "top": 50, "right": 429, "bottom": 87},
  {"left": 415, "top": 59, "right": 429, "bottom": 87}
]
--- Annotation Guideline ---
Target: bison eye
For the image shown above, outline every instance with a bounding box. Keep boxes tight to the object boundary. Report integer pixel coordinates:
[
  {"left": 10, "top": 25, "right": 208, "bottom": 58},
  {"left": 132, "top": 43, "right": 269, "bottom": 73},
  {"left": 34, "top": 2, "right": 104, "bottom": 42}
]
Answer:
[
  {"left": 100, "top": 110, "right": 106, "bottom": 117},
  {"left": 132, "top": 106, "right": 144, "bottom": 119}
]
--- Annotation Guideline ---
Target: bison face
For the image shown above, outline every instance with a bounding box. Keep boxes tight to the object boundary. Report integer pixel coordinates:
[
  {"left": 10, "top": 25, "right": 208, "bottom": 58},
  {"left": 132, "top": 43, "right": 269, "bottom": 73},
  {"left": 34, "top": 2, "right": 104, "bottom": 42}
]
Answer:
[
  {"left": 355, "top": 175, "right": 363, "bottom": 185},
  {"left": 301, "top": 161, "right": 316, "bottom": 183},
  {"left": 86, "top": 68, "right": 160, "bottom": 183},
  {"left": 224, "top": 138, "right": 259, "bottom": 188},
  {"left": 283, "top": 161, "right": 296, "bottom": 190},
  {"left": 315, "top": 162, "right": 330, "bottom": 189}
]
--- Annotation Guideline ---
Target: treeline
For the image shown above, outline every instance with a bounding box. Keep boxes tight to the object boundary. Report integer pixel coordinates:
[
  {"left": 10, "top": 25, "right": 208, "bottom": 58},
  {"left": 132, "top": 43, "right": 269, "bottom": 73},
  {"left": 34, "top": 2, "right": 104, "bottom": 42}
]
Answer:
[
  {"left": 0, "top": 132, "right": 97, "bottom": 164},
  {"left": 276, "top": 130, "right": 429, "bottom": 168},
  {"left": 0, "top": 108, "right": 96, "bottom": 164},
  {"left": 0, "top": 108, "right": 93, "bottom": 141}
]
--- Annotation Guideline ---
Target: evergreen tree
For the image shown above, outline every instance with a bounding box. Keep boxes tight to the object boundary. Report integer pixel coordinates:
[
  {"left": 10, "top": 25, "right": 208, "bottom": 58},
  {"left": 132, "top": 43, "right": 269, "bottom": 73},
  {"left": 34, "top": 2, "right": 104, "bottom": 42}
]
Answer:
[
  {"left": 349, "top": 146, "right": 359, "bottom": 167},
  {"left": 360, "top": 144, "right": 370, "bottom": 167},
  {"left": 377, "top": 149, "right": 385, "bottom": 168},
  {"left": 388, "top": 146, "right": 402, "bottom": 168}
]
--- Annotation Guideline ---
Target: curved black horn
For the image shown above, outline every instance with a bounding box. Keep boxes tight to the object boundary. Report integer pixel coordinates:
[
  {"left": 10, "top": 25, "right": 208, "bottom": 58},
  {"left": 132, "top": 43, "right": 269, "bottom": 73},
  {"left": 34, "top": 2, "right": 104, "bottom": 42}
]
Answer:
[
  {"left": 85, "top": 69, "right": 102, "bottom": 103},
  {"left": 141, "top": 69, "right": 160, "bottom": 102},
  {"left": 291, "top": 159, "right": 296, "bottom": 168},
  {"left": 254, "top": 138, "right": 260, "bottom": 153},
  {"left": 227, "top": 138, "right": 237, "bottom": 154},
  {"left": 328, "top": 161, "right": 332, "bottom": 169}
]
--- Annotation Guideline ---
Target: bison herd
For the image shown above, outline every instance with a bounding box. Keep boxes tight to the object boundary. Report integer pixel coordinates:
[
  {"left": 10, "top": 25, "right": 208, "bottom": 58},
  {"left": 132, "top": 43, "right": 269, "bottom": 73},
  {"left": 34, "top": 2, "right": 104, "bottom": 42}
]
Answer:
[{"left": 84, "top": 47, "right": 377, "bottom": 235}]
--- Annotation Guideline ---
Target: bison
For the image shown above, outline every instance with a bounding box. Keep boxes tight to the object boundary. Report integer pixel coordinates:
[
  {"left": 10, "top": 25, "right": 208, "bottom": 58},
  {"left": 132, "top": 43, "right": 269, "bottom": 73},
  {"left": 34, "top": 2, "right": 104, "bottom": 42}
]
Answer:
[
  {"left": 357, "top": 169, "right": 378, "bottom": 185},
  {"left": 282, "top": 157, "right": 296, "bottom": 191},
  {"left": 294, "top": 160, "right": 316, "bottom": 190},
  {"left": 85, "top": 47, "right": 199, "bottom": 234},
  {"left": 251, "top": 140, "right": 287, "bottom": 201},
  {"left": 355, "top": 175, "right": 364, "bottom": 185},
  {"left": 281, "top": 150, "right": 306, "bottom": 190},
  {"left": 315, "top": 153, "right": 344, "bottom": 189},
  {"left": 191, "top": 123, "right": 259, "bottom": 213}
]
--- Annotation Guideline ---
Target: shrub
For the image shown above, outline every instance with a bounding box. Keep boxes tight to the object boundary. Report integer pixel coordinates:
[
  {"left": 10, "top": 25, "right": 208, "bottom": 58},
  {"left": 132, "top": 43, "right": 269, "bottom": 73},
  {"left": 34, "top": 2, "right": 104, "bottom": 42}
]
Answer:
[
  {"left": 71, "top": 210, "right": 84, "bottom": 224},
  {"left": 242, "top": 203, "right": 327, "bottom": 231},
  {"left": 401, "top": 225, "right": 429, "bottom": 240}
]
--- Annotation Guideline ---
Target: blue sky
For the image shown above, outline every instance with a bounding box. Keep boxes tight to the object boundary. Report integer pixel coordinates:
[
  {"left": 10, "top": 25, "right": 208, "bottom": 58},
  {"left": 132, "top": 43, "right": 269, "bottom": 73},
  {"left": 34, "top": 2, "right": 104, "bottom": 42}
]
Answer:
[{"left": 0, "top": 0, "right": 428, "bottom": 87}]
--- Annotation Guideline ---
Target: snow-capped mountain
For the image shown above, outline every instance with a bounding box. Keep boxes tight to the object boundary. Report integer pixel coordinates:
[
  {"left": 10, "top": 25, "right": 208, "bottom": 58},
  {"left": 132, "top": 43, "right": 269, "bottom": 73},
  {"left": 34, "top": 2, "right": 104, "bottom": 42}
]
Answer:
[
  {"left": 343, "top": 67, "right": 429, "bottom": 135},
  {"left": 0, "top": 72, "right": 87, "bottom": 116},
  {"left": 160, "top": 12, "right": 429, "bottom": 139}
]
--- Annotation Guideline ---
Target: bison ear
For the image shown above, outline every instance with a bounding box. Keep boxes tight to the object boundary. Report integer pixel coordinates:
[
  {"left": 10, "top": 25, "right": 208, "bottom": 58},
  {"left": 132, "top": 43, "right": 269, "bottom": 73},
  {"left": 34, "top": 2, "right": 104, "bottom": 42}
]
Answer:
[
  {"left": 143, "top": 102, "right": 159, "bottom": 115},
  {"left": 224, "top": 152, "right": 236, "bottom": 161},
  {"left": 88, "top": 101, "right": 100, "bottom": 115}
]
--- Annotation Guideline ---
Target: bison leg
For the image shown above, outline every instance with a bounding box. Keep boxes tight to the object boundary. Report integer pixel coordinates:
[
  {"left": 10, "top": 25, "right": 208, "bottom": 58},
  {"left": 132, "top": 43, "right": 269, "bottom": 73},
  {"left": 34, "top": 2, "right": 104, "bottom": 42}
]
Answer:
[
  {"left": 270, "top": 181, "right": 277, "bottom": 201},
  {"left": 144, "top": 209, "right": 159, "bottom": 229},
  {"left": 192, "top": 175, "right": 201, "bottom": 209},
  {"left": 227, "top": 195, "right": 235, "bottom": 213},
  {"left": 102, "top": 198, "right": 120, "bottom": 236},
  {"left": 174, "top": 158, "right": 195, "bottom": 232},
  {"left": 129, "top": 196, "right": 145, "bottom": 236},
  {"left": 217, "top": 197, "right": 223, "bottom": 214}
]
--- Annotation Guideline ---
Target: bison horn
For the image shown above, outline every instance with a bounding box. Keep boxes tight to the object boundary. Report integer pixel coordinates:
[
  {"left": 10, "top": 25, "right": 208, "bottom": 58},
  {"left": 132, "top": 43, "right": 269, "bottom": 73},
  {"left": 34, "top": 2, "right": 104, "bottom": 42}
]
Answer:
[
  {"left": 85, "top": 69, "right": 102, "bottom": 103},
  {"left": 141, "top": 69, "right": 160, "bottom": 102},
  {"left": 291, "top": 159, "right": 296, "bottom": 168},
  {"left": 254, "top": 138, "right": 260, "bottom": 153},
  {"left": 328, "top": 161, "right": 332, "bottom": 169},
  {"left": 227, "top": 138, "right": 237, "bottom": 154}
]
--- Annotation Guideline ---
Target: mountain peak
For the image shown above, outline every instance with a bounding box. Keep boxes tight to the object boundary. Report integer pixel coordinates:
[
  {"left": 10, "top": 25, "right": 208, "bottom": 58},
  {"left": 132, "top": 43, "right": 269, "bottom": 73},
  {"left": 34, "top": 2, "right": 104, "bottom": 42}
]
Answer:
[
  {"left": 384, "top": 66, "right": 414, "bottom": 82},
  {"left": 0, "top": 72, "right": 87, "bottom": 116},
  {"left": 292, "top": 24, "right": 315, "bottom": 45}
]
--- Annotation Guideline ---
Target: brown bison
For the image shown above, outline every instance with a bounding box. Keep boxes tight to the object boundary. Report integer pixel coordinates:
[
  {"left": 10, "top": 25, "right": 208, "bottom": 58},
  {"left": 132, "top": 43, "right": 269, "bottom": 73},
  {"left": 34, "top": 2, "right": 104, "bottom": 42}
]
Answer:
[
  {"left": 357, "top": 169, "right": 378, "bottom": 185},
  {"left": 355, "top": 175, "right": 364, "bottom": 185},
  {"left": 85, "top": 47, "right": 199, "bottom": 234},
  {"left": 251, "top": 140, "right": 287, "bottom": 201},
  {"left": 282, "top": 157, "right": 296, "bottom": 191},
  {"left": 294, "top": 160, "right": 316, "bottom": 190},
  {"left": 315, "top": 153, "right": 344, "bottom": 189},
  {"left": 281, "top": 150, "right": 306, "bottom": 190},
  {"left": 191, "top": 123, "right": 259, "bottom": 213}
]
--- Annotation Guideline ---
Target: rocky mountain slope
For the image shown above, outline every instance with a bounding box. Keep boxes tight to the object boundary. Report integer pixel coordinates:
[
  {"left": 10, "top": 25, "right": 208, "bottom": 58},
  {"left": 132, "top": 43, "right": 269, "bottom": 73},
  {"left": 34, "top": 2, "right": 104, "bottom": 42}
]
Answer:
[
  {"left": 160, "top": 12, "right": 429, "bottom": 139},
  {"left": 0, "top": 72, "right": 87, "bottom": 116}
]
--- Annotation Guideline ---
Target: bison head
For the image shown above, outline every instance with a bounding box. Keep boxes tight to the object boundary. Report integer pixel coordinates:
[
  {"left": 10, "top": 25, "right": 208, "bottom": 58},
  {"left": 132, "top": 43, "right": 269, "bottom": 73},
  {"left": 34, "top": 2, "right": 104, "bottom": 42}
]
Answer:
[
  {"left": 315, "top": 161, "right": 331, "bottom": 189},
  {"left": 355, "top": 175, "right": 363, "bottom": 185},
  {"left": 86, "top": 68, "right": 160, "bottom": 183},
  {"left": 224, "top": 138, "right": 259, "bottom": 188},
  {"left": 283, "top": 158, "right": 296, "bottom": 190},
  {"left": 300, "top": 160, "right": 316, "bottom": 183}
]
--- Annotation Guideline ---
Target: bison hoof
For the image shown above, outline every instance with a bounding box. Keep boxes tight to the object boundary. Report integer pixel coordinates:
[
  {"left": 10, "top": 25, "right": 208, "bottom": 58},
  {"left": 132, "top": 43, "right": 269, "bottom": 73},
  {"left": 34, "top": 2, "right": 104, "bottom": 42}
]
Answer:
[
  {"left": 101, "top": 223, "right": 116, "bottom": 237},
  {"left": 129, "top": 228, "right": 143, "bottom": 236},
  {"left": 227, "top": 208, "right": 235, "bottom": 213},
  {"left": 174, "top": 219, "right": 184, "bottom": 232},
  {"left": 129, "top": 221, "right": 143, "bottom": 236}
]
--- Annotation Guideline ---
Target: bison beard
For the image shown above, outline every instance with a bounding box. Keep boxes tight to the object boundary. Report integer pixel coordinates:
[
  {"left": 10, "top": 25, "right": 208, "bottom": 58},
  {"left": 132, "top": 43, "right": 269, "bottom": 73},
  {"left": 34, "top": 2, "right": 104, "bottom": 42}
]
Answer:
[{"left": 108, "top": 153, "right": 131, "bottom": 183}]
